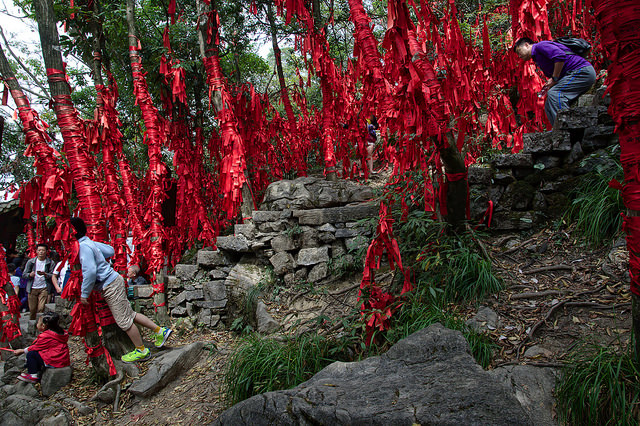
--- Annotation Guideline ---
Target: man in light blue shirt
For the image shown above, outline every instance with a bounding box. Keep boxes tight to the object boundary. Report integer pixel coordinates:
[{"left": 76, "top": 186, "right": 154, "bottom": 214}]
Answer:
[{"left": 71, "top": 217, "right": 172, "bottom": 363}]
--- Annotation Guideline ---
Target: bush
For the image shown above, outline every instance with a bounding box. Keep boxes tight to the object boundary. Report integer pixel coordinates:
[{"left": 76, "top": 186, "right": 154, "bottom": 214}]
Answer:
[{"left": 556, "top": 340, "right": 640, "bottom": 425}]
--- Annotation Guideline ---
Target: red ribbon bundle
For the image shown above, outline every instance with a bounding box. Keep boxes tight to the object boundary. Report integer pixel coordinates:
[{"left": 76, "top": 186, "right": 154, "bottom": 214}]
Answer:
[
  {"left": 0, "top": 245, "right": 21, "bottom": 343},
  {"left": 203, "top": 44, "right": 248, "bottom": 220},
  {"left": 593, "top": 0, "right": 640, "bottom": 295},
  {"left": 359, "top": 203, "right": 412, "bottom": 345}
]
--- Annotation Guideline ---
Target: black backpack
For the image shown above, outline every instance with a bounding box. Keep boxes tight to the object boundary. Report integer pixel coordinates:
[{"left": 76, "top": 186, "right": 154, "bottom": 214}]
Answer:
[{"left": 554, "top": 36, "right": 591, "bottom": 58}]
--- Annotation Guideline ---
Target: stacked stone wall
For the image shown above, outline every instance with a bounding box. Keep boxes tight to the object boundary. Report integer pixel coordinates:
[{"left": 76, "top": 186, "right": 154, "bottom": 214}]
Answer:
[
  {"left": 469, "top": 91, "right": 618, "bottom": 230},
  {"left": 166, "top": 177, "right": 376, "bottom": 328}
]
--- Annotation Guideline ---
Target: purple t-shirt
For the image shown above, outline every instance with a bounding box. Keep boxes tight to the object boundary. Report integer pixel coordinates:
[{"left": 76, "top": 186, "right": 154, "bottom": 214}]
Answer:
[{"left": 531, "top": 41, "right": 591, "bottom": 79}]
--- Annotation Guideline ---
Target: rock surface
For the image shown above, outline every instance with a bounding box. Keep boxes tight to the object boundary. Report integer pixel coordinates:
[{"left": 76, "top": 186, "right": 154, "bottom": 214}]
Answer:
[
  {"left": 490, "top": 365, "right": 558, "bottom": 426},
  {"left": 260, "top": 177, "right": 373, "bottom": 210},
  {"left": 0, "top": 394, "right": 72, "bottom": 425},
  {"left": 41, "top": 366, "right": 73, "bottom": 397},
  {"left": 129, "top": 343, "right": 204, "bottom": 398},
  {"left": 256, "top": 302, "right": 279, "bottom": 334},
  {"left": 213, "top": 324, "right": 532, "bottom": 425}
]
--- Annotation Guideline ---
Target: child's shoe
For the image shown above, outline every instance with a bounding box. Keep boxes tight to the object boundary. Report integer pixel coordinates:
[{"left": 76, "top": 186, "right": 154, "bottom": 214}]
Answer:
[
  {"left": 17, "top": 373, "right": 39, "bottom": 383},
  {"left": 153, "top": 327, "right": 172, "bottom": 348},
  {"left": 121, "top": 347, "right": 150, "bottom": 363}
]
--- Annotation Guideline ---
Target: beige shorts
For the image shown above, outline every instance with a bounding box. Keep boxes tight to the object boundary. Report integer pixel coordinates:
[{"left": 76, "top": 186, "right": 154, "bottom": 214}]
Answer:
[{"left": 101, "top": 275, "right": 136, "bottom": 331}]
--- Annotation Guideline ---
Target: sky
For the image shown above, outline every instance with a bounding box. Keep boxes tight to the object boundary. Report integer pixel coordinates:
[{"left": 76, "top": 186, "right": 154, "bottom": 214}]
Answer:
[{"left": 0, "top": 0, "right": 49, "bottom": 115}]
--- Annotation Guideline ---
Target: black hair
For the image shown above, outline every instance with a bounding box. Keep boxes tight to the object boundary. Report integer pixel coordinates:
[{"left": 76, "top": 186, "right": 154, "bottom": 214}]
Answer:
[
  {"left": 70, "top": 217, "right": 87, "bottom": 239},
  {"left": 7, "top": 263, "right": 16, "bottom": 273},
  {"left": 36, "top": 243, "right": 48, "bottom": 251},
  {"left": 41, "top": 311, "right": 65, "bottom": 335},
  {"left": 370, "top": 115, "right": 379, "bottom": 130},
  {"left": 513, "top": 37, "right": 535, "bottom": 52}
]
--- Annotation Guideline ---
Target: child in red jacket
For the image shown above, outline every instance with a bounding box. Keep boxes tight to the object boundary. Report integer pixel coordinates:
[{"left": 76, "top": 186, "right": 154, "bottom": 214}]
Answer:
[{"left": 15, "top": 312, "right": 70, "bottom": 383}]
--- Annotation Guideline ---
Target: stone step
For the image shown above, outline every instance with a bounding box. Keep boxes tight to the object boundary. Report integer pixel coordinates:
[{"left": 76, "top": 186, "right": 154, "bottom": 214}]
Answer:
[
  {"left": 19, "top": 317, "right": 36, "bottom": 335},
  {"left": 133, "top": 285, "right": 155, "bottom": 298},
  {"left": 45, "top": 303, "right": 56, "bottom": 313}
]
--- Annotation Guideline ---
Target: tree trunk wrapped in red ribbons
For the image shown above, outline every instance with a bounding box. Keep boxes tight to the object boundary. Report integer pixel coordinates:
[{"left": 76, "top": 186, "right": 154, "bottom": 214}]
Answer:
[
  {"left": 33, "top": 0, "right": 107, "bottom": 242},
  {"left": 126, "top": 0, "right": 168, "bottom": 286},
  {"left": 89, "top": 70, "right": 130, "bottom": 272},
  {"left": 0, "top": 45, "right": 72, "bottom": 251},
  {"left": 161, "top": 23, "right": 218, "bottom": 251},
  {"left": 592, "top": 0, "right": 640, "bottom": 355},
  {"left": 34, "top": 0, "right": 117, "bottom": 379},
  {"left": 199, "top": 5, "right": 249, "bottom": 220}
]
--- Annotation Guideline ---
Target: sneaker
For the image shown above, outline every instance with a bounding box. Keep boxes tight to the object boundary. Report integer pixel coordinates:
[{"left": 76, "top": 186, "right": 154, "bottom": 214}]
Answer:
[
  {"left": 153, "top": 327, "right": 172, "bottom": 348},
  {"left": 17, "top": 373, "right": 39, "bottom": 383},
  {"left": 121, "top": 348, "right": 151, "bottom": 363}
]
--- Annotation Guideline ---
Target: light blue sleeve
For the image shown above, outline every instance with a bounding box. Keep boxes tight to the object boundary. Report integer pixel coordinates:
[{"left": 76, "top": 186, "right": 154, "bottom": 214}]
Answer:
[
  {"left": 79, "top": 243, "right": 97, "bottom": 298},
  {"left": 94, "top": 241, "right": 115, "bottom": 260}
]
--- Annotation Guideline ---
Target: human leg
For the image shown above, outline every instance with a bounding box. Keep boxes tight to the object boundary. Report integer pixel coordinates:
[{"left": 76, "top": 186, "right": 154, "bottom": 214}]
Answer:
[
  {"left": 545, "top": 86, "right": 562, "bottom": 126},
  {"left": 124, "top": 323, "right": 144, "bottom": 348},
  {"left": 28, "top": 290, "right": 38, "bottom": 320},
  {"left": 37, "top": 289, "right": 49, "bottom": 314},
  {"left": 366, "top": 143, "right": 375, "bottom": 173},
  {"left": 102, "top": 276, "right": 172, "bottom": 361},
  {"left": 545, "top": 66, "right": 597, "bottom": 126},
  {"left": 25, "top": 350, "right": 46, "bottom": 375}
]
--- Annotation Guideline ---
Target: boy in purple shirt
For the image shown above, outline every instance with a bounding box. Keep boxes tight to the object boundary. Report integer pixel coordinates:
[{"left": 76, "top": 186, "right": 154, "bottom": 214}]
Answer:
[{"left": 514, "top": 37, "right": 596, "bottom": 125}]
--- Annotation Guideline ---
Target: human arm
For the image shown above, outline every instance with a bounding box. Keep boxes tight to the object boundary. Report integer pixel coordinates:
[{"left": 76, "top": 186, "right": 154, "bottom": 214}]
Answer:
[
  {"left": 544, "top": 61, "right": 565, "bottom": 90},
  {"left": 51, "top": 261, "right": 62, "bottom": 293},
  {"left": 23, "top": 259, "right": 34, "bottom": 278},
  {"left": 13, "top": 348, "right": 24, "bottom": 355},
  {"left": 25, "top": 333, "right": 54, "bottom": 353},
  {"left": 94, "top": 241, "right": 115, "bottom": 259},
  {"left": 79, "top": 243, "right": 98, "bottom": 299},
  {"left": 51, "top": 274, "right": 61, "bottom": 293}
]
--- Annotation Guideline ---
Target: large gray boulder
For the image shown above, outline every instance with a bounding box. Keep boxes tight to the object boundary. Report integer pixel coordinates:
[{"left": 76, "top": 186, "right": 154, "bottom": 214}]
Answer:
[
  {"left": 213, "top": 324, "right": 531, "bottom": 425},
  {"left": 129, "top": 342, "right": 204, "bottom": 398},
  {"left": 226, "top": 258, "right": 269, "bottom": 301}
]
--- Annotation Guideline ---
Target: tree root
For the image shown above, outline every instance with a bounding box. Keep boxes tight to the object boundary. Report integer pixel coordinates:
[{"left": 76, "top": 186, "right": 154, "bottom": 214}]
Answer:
[
  {"left": 90, "top": 369, "right": 124, "bottom": 411},
  {"left": 510, "top": 290, "right": 567, "bottom": 300},
  {"left": 515, "top": 284, "right": 610, "bottom": 360},
  {"left": 522, "top": 264, "right": 573, "bottom": 275}
]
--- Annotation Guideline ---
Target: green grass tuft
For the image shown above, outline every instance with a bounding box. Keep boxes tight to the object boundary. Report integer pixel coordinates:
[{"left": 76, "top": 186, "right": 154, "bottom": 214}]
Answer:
[
  {"left": 384, "top": 291, "right": 495, "bottom": 368},
  {"left": 556, "top": 340, "right": 640, "bottom": 425},
  {"left": 223, "top": 332, "right": 354, "bottom": 405},
  {"left": 569, "top": 161, "right": 623, "bottom": 247},
  {"left": 394, "top": 211, "right": 503, "bottom": 303}
]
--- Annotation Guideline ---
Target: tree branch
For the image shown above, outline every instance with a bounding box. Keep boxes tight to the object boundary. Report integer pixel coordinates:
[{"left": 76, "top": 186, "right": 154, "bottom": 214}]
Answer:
[{"left": 0, "top": 26, "right": 50, "bottom": 98}]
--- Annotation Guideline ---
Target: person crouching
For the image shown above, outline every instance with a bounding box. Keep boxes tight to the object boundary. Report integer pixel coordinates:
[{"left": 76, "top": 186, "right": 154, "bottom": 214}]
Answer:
[{"left": 14, "top": 312, "right": 70, "bottom": 383}]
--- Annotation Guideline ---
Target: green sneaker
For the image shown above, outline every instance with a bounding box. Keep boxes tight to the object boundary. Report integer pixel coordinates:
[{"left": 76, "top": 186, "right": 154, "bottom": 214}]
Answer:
[
  {"left": 121, "top": 348, "right": 150, "bottom": 363},
  {"left": 153, "top": 327, "right": 172, "bottom": 348}
]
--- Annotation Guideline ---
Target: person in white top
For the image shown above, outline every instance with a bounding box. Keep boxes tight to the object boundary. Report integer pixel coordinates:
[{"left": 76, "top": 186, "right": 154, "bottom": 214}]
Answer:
[{"left": 52, "top": 259, "right": 70, "bottom": 293}]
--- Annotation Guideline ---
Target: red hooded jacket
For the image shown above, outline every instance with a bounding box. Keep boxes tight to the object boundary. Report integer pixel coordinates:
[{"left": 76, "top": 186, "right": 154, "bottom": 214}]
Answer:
[{"left": 28, "top": 329, "right": 70, "bottom": 368}]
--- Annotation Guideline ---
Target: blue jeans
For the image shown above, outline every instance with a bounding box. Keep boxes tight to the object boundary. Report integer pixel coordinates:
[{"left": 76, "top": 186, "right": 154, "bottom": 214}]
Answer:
[{"left": 545, "top": 65, "right": 596, "bottom": 126}]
